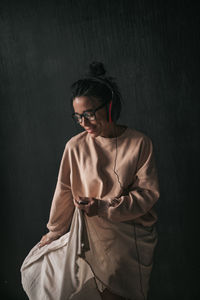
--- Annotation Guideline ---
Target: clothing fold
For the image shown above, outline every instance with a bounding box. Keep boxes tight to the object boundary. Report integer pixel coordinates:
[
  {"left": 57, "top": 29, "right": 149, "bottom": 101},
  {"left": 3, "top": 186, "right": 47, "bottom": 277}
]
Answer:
[
  {"left": 21, "top": 208, "right": 102, "bottom": 300},
  {"left": 21, "top": 207, "right": 158, "bottom": 300}
]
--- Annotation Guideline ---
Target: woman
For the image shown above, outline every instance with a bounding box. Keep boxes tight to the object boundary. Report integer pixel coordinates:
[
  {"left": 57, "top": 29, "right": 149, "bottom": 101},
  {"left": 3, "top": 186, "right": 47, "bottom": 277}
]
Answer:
[{"left": 21, "top": 62, "right": 160, "bottom": 300}]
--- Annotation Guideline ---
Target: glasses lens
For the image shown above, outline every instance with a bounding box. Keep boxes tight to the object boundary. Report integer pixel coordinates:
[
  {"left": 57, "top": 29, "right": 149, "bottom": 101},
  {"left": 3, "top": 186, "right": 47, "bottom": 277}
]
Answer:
[
  {"left": 72, "top": 114, "right": 81, "bottom": 123},
  {"left": 84, "top": 112, "right": 95, "bottom": 121},
  {"left": 72, "top": 111, "right": 96, "bottom": 124}
]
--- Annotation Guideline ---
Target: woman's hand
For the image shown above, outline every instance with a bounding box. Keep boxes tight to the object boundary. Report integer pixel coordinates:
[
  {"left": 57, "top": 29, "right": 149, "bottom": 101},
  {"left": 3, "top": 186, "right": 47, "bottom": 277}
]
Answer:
[
  {"left": 74, "top": 196, "right": 98, "bottom": 217},
  {"left": 38, "top": 232, "right": 60, "bottom": 248}
]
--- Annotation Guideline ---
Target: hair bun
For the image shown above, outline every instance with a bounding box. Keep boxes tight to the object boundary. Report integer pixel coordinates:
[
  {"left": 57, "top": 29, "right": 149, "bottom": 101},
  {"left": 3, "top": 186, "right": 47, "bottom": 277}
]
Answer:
[{"left": 88, "top": 61, "right": 106, "bottom": 77}]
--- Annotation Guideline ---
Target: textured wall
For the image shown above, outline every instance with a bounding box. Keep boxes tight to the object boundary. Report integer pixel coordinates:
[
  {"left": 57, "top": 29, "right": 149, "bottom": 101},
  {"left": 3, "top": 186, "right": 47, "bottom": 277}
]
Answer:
[{"left": 0, "top": 0, "right": 199, "bottom": 299}]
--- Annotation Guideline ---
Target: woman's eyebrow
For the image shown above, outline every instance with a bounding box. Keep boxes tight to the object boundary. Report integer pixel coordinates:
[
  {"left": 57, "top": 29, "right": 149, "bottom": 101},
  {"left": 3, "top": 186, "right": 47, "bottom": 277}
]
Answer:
[
  {"left": 82, "top": 108, "right": 95, "bottom": 113},
  {"left": 74, "top": 108, "right": 95, "bottom": 114}
]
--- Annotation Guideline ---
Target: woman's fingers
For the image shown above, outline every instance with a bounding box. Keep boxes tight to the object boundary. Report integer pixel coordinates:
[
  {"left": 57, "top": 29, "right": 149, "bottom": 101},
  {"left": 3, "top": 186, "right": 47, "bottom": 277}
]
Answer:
[
  {"left": 74, "top": 196, "right": 90, "bottom": 207},
  {"left": 74, "top": 197, "right": 98, "bottom": 216},
  {"left": 38, "top": 234, "right": 51, "bottom": 248},
  {"left": 38, "top": 231, "right": 62, "bottom": 248}
]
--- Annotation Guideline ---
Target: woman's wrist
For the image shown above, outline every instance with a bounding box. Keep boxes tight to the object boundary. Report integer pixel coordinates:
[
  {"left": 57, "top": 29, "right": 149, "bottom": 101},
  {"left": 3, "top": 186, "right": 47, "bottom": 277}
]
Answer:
[
  {"left": 97, "top": 199, "right": 110, "bottom": 217},
  {"left": 46, "top": 231, "right": 62, "bottom": 240}
]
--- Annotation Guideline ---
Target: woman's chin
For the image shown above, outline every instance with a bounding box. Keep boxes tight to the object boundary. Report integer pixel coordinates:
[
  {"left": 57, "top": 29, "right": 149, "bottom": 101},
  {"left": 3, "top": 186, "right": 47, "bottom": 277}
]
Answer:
[
  {"left": 89, "top": 132, "right": 98, "bottom": 138},
  {"left": 86, "top": 130, "right": 99, "bottom": 138}
]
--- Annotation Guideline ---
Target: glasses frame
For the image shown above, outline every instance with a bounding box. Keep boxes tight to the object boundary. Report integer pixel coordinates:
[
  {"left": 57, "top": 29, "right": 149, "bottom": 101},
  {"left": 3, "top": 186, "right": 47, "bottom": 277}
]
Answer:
[{"left": 72, "top": 102, "right": 107, "bottom": 124}]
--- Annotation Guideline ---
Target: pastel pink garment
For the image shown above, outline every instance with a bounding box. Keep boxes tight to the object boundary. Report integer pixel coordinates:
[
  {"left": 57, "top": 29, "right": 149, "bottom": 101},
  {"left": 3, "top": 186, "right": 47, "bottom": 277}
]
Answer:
[
  {"left": 47, "top": 127, "right": 160, "bottom": 236},
  {"left": 21, "top": 127, "right": 160, "bottom": 299}
]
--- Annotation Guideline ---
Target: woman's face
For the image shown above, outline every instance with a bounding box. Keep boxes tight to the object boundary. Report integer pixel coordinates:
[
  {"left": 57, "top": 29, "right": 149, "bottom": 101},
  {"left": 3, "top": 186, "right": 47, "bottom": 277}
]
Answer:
[{"left": 73, "top": 96, "right": 110, "bottom": 138}]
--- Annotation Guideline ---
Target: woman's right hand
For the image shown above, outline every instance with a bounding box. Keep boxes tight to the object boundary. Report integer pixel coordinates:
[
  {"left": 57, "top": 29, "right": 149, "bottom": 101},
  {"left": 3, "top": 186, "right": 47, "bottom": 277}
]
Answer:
[{"left": 38, "top": 232, "right": 60, "bottom": 248}]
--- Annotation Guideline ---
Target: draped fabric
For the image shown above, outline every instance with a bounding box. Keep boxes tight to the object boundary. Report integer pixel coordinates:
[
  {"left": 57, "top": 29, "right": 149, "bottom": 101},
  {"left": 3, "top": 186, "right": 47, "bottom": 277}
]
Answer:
[
  {"left": 21, "top": 208, "right": 102, "bottom": 300},
  {"left": 21, "top": 208, "right": 158, "bottom": 300}
]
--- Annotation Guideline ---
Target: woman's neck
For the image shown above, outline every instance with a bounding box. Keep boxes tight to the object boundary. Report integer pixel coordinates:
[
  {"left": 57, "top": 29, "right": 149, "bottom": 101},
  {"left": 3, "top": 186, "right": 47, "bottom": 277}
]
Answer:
[{"left": 100, "top": 124, "right": 127, "bottom": 138}]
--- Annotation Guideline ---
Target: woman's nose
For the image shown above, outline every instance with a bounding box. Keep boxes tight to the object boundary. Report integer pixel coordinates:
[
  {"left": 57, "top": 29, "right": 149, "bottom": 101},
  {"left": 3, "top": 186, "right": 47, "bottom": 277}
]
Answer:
[{"left": 81, "top": 116, "right": 90, "bottom": 127}]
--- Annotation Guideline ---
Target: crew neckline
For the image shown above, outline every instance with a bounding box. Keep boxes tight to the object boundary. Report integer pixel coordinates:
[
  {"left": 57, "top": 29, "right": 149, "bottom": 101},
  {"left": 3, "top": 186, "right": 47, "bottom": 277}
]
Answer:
[{"left": 94, "top": 125, "right": 130, "bottom": 143}]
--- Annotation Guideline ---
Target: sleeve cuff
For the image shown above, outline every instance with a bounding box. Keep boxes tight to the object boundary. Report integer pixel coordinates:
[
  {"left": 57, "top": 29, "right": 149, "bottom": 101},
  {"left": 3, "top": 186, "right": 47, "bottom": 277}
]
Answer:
[
  {"left": 46, "top": 230, "right": 63, "bottom": 241},
  {"left": 97, "top": 199, "right": 110, "bottom": 218}
]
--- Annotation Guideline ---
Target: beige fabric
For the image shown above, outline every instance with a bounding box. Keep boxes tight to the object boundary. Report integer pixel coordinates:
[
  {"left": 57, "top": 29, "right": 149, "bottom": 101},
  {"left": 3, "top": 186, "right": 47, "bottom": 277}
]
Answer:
[
  {"left": 21, "top": 127, "right": 160, "bottom": 299},
  {"left": 21, "top": 208, "right": 102, "bottom": 300},
  {"left": 21, "top": 208, "right": 158, "bottom": 300},
  {"left": 83, "top": 214, "right": 158, "bottom": 299}
]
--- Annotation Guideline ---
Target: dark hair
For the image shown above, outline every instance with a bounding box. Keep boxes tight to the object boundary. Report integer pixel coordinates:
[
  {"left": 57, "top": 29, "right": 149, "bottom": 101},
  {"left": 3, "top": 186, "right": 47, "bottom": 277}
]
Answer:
[{"left": 70, "top": 62, "right": 122, "bottom": 122}]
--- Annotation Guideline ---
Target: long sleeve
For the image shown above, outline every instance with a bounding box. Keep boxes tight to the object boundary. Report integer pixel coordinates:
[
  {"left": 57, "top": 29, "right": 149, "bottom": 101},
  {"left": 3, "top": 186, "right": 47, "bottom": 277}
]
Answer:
[
  {"left": 98, "top": 136, "right": 160, "bottom": 223},
  {"left": 46, "top": 143, "right": 75, "bottom": 238}
]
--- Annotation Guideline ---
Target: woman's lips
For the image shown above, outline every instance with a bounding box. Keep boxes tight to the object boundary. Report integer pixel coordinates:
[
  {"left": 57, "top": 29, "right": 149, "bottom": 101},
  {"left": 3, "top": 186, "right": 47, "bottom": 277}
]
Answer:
[{"left": 86, "top": 128, "right": 96, "bottom": 133}]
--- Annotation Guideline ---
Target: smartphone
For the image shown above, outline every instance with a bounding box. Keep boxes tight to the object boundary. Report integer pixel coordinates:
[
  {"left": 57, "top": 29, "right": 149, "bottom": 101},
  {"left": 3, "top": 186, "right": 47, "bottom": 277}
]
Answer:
[{"left": 78, "top": 201, "right": 89, "bottom": 205}]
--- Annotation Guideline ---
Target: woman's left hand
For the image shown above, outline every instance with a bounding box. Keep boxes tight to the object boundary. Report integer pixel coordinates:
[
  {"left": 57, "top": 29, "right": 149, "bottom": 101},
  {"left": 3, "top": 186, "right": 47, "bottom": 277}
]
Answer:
[{"left": 74, "top": 196, "right": 98, "bottom": 217}]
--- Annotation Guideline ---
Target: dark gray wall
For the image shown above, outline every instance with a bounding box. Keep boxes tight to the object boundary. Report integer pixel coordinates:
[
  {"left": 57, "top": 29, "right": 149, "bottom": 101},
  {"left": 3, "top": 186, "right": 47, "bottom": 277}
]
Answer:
[{"left": 0, "top": 0, "right": 199, "bottom": 299}]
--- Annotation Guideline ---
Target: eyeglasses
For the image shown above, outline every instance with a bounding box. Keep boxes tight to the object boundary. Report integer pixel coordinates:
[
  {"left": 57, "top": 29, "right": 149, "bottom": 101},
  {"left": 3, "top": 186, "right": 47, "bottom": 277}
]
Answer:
[{"left": 72, "top": 102, "right": 107, "bottom": 124}]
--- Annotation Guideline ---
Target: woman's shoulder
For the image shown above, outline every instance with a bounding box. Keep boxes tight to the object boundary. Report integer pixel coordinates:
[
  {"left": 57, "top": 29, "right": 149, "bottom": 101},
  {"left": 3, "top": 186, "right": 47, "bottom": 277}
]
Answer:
[
  {"left": 126, "top": 126, "right": 152, "bottom": 143},
  {"left": 63, "top": 127, "right": 153, "bottom": 150},
  {"left": 64, "top": 131, "right": 88, "bottom": 150}
]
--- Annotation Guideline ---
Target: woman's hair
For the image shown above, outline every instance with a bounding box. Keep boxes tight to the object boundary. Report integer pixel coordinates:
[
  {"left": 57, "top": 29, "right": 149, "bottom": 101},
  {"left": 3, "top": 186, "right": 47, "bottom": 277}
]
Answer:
[{"left": 70, "top": 61, "right": 122, "bottom": 122}]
